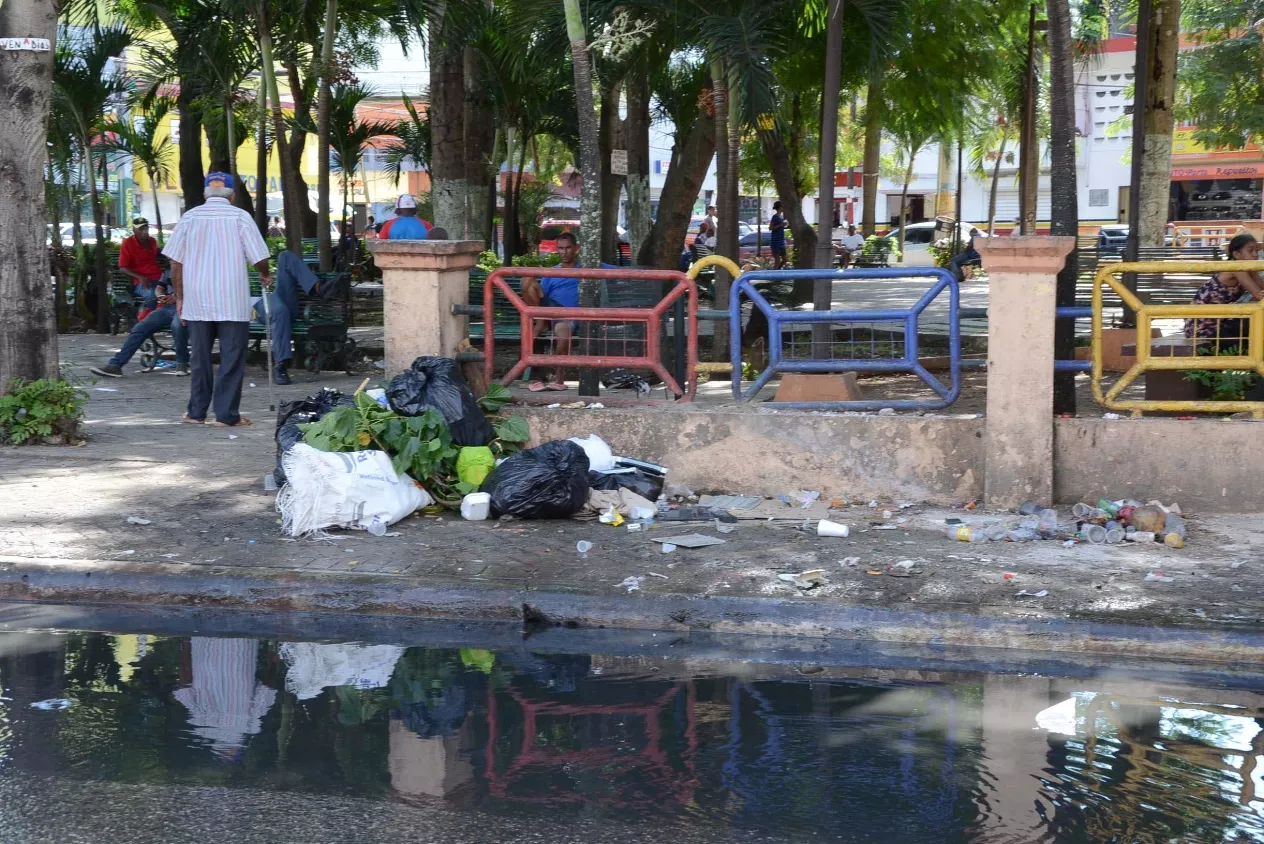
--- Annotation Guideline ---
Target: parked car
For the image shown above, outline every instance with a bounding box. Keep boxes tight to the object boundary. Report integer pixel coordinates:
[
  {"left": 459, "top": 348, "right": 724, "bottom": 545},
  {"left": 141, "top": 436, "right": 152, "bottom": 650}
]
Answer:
[
  {"left": 1097, "top": 223, "right": 1174, "bottom": 250},
  {"left": 883, "top": 221, "right": 985, "bottom": 266}
]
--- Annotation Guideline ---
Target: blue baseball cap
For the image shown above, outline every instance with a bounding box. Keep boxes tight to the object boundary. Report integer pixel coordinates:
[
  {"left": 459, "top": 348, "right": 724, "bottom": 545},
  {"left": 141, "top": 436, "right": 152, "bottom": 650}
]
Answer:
[{"left": 204, "top": 172, "right": 234, "bottom": 189}]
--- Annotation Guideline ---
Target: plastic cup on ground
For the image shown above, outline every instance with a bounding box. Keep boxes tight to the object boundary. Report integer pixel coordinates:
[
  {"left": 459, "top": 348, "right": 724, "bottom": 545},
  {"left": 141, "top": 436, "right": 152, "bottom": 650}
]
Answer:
[
  {"left": 817, "top": 519, "right": 850, "bottom": 538},
  {"left": 1079, "top": 524, "right": 1107, "bottom": 544},
  {"left": 576, "top": 540, "right": 593, "bottom": 555}
]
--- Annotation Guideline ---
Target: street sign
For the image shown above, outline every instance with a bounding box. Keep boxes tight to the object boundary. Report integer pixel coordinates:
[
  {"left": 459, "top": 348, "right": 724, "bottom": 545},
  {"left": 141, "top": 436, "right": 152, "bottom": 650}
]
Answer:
[
  {"left": 1, "top": 38, "right": 52, "bottom": 52},
  {"left": 610, "top": 149, "right": 628, "bottom": 176}
]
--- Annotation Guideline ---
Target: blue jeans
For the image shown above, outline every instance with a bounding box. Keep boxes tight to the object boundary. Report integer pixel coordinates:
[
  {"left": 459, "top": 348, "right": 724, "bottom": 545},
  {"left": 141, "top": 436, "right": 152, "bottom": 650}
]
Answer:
[
  {"left": 250, "top": 251, "right": 317, "bottom": 364},
  {"left": 109, "top": 305, "right": 189, "bottom": 368}
]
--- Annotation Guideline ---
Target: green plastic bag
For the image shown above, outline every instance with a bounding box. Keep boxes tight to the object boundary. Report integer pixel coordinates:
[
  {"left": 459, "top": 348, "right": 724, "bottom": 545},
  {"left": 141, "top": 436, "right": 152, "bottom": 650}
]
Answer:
[{"left": 457, "top": 446, "right": 495, "bottom": 487}]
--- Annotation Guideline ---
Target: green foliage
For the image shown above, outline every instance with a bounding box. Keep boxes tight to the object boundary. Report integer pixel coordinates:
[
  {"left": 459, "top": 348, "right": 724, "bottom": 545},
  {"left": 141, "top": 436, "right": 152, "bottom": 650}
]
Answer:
[
  {"left": 300, "top": 389, "right": 529, "bottom": 505},
  {"left": 477, "top": 250, "right": 501, "bottom": 273},
  {"left": 0, "top": 379, "right": 87, "bottom": 445},
  {"left": 1178, "top": 0, "right": 1264, "bottom": 150},
  {"left": 1184, "top": 345, "right": 1258, "bottom": 400},
  {"left": 511, "top": 253, "right": 562, "bottom": 267}
]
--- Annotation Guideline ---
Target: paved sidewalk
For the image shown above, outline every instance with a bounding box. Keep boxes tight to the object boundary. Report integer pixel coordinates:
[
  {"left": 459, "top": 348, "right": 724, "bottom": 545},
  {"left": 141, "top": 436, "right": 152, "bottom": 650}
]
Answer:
[{"left": 1, "top": 335, "right": 1262, "bottom": 661}]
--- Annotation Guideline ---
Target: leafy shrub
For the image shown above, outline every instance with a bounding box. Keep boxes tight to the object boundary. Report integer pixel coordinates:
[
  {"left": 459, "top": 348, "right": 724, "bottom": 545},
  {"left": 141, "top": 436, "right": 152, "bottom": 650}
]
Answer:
[
  {"left": 511, "top": 253, "right": 562, "bottom": 268},
  {"left": 1184, "top": 345, "right": 1257, "bottom": 401},
  {"left": 0, "top": 378, "right": 87, "bottom": 445}
]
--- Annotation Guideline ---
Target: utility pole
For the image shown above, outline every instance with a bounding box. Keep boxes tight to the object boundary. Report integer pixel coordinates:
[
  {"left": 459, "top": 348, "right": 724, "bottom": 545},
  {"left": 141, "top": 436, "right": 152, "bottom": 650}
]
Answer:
[
  {"left": 1122, "top": 0, "right": 1153, "bottom": 326},
  {"left": 813, "top": 0, "right": 844, "bottom": 358}
]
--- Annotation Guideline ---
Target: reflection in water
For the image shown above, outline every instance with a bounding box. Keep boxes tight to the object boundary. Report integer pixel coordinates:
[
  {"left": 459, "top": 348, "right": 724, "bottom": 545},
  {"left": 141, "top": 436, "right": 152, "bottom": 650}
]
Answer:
[{"left": 0, "top": 631, "right": 1259, "bottom": 843}]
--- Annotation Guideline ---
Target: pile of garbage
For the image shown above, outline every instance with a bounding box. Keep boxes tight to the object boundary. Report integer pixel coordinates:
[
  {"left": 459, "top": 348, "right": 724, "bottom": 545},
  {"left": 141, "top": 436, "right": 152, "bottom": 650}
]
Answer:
[
  {"left": 944, "top": 498, "right": 1188, "bottom": 548},
  {"left": 274, "top": 356, "right": 533, "bottom": 537}
]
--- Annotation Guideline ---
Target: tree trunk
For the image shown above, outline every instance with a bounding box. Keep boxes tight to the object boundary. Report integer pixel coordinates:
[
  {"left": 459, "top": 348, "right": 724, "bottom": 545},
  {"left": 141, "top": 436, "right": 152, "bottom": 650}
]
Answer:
[
  {"left": 624, "top": 67, "right": 651, "bottom": 261},
  {"left": 897, "top": 153, "right": 915, "bottom": 258},
  {"left": 637, "top": 105, "right": 716, "bottom": 269},
  {"left": 598, "top": 80, "right": 624, "bottom": 265},
  {"left": 150, "top": 181, "right": 164, "bottom": 246},
  {"left": 1047, "top": 0, "right": 1079, "bottom": 415},
  {"left": 987, "top": 132, "right": 1008, "bottom": 234},
  {"left": 813, "top": 0, "right": 844, "bottom": 358},
  {"left": 564, "top": 0, "right": 602, "bottom": 395},
  {"left": 259, "top": 17, "right": 303, "bottom": 256},
  {"left": 710, "top": 60, "right": 732, "bottom": 357},
  {"left": 1019, "top": 2, "right": 1039, "bottom": 235},
  {"left": 86, "top": 153, "right": 110, "bottom": 333},
  {"left": 254, "top": 85, "right": 269, "bottom": 236},
  {"left": 316, "top": 0, "right": 338, "bottom": 271},
  {"left": 176, "top": 83, "right": 205, "bottom": 211},
  {"left": 0, "top": 0, "right": 59, "bottom": 384},
  {"left": 861, "top": 70, "right": 883, "bottom": 235},
  {"left": 502, "top": 129, "right": 517, "bottom": 260},
  {"left": 464, "top": 44, "right": 494, "bottom": 244},
  {"left": 49, "top": 170, "right": 68, "bottom": 333},
  {"left": 430, "top": 7, "right": 467, "bottom": 235},
  {"left": 284, "top": 61, "right": 318, "bottom": 238},
  {"left": 1139, "top": 0, "right": 1179, "bottom": 245}
]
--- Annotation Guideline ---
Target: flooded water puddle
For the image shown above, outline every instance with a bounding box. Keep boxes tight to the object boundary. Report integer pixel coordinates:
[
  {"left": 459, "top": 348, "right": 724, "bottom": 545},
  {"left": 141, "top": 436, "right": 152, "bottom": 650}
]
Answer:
[{"left": 0, "top": 610, "right": 1259, "bottom": 842}]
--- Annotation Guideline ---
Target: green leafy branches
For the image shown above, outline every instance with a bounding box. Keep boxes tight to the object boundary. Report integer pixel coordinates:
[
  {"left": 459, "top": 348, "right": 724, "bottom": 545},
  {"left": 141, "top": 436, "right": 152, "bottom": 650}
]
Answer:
[{"left": 0, "top": 379, "right": 88, "bottom": 445}]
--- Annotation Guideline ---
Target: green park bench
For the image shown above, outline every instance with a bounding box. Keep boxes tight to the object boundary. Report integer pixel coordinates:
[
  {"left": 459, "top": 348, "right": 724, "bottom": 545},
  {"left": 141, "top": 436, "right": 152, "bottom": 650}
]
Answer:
[
  {"left": 853, "top": 240, "right": 893, "bottom": 268},
  {"left": 247, "top": 270, "right": 353, "bottom": 372}
]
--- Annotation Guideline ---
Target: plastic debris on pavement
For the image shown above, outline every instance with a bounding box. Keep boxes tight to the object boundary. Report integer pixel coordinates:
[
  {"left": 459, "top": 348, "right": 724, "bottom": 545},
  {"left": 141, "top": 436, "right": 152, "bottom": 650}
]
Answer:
[
  {"left": 619, "top": 576, "right": 644, "bottom": 593},
  {"left": 1145, "top": 571, "right": 1175, "bottom": 583},
  {"left": 1015, "top": 589, "right": 1049, "bottom": 598},
  {"left": 126, "top": 515, "right": 152, "bottom": 525},
  {"left": 714, "top": 519, "right": 736, "bottom": 534},
  {"left": 576, "top": 540, "right": 593, "bottom": 556},
  {"left": 779, "top": 569, "right": 827, "bottom": 589},
  {"left": 599, "top": 506, "right": 625, "bottom": 527},
  {"left": 30, "top": 698, "right": 74, "bottom": 710},
  {"left": 661, "top": 543, "right": 677, "bottom": 553},
  {"left": 653, "top": 533, "right": 726, "bottom": 548},
  {"left": 647, "top": 572, "right": 669, "bottom": 579}
]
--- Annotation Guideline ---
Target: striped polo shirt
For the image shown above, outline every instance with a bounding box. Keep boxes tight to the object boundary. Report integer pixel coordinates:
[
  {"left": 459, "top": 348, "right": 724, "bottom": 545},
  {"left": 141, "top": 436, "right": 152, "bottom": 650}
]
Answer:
[{"left": 162, "top": 198, "right": 271, "bottom": 322}]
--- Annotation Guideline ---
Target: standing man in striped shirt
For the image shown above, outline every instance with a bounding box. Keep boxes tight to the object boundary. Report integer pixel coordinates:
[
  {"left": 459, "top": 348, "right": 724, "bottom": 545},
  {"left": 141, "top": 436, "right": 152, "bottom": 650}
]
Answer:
[{"left": 163, "top": 172, "right": 272, "bottom": 427}]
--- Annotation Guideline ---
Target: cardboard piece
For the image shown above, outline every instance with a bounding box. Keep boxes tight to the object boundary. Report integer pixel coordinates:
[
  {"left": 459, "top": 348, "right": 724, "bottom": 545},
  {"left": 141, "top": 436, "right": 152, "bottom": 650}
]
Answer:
[{"left": 651, "top": 533, "right": 727, "bottom": 548}]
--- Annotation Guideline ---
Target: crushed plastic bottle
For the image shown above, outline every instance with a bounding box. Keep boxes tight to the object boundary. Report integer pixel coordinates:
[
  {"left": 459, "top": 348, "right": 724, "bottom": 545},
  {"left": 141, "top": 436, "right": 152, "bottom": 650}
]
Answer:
[
  {"left": 1096, "top": 498, "right": 1121, "bottom": 518},
  {"left": 1126, "top": 531, "right": 1157, "bottom": 543},
  {"left": 946, "top": 526, "right": 989, "bottom": 543},
  {"left": 1037, "top": 509, "right": 1059, "bottom": 538},
  {"left": 1145, "top": 571, "right": 1174, "bottom": 583},
  {"left": 1007, "top": 527, "right": 1040, "bottom": 542}
]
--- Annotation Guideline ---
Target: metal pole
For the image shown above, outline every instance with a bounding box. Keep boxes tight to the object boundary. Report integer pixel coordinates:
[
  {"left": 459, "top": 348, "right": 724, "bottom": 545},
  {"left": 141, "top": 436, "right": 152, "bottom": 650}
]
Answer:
[
  {"left": 812, "top": 0, "right": 844, "bottom": 358},
  {"left": 955, "top": 129, "right": 964, "bottom": 253},
  {"left": 1123, "top": 0, "right": 1153, "bottom": 326}
]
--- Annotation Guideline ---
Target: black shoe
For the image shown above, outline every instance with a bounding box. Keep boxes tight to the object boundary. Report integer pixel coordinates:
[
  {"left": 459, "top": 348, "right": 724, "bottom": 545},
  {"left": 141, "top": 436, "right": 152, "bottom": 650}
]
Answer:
[
  {"left": 273, "top": 366, "right": 292, "bottom": 386},
  {"left": 91, "top": 364, "right": 123, "bottom": 378}
]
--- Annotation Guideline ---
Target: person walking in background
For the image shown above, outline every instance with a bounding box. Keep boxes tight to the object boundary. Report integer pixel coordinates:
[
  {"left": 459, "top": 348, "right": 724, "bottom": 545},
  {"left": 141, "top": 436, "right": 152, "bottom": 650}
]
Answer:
[
  {"left": 705, "top": 204, "right": 718, "bottom": 236},
  {"left": 163, "top": 172, "right": 272, "bottom": 427},
  {"left": 267, "top": 216, "right": 284, "bottom": 238},
  {"left": 769, "top": 201, "right": 788, "bottom": 269}
]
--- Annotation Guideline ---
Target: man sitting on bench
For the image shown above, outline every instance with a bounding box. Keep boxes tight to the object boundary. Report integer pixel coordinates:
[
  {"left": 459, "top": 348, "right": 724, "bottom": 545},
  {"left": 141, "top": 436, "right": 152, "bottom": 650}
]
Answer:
[
  {"left": 253, "top": 250, "right": 340, "bottom": 385},
  {"left": 91, "top": 272, "right": 190, "bottom": 377},
  {"left": 522, "top": 230, "right": 580, "bottom": 392}
]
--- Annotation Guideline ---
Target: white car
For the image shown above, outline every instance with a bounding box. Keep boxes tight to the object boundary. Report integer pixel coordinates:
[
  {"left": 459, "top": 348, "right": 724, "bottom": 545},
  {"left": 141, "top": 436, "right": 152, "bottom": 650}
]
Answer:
[{"left": 885, "top": 221, "right": 987, "bottom": 266}]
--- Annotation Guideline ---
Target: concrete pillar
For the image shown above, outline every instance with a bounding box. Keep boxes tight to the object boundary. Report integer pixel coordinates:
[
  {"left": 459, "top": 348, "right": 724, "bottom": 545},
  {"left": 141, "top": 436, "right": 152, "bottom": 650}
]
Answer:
[
  {"left": 977, "top": 237, "right": 1075, "bottom": 509},
  {"left": 366, "top": 238, "right": 483, "bottom": 376}
]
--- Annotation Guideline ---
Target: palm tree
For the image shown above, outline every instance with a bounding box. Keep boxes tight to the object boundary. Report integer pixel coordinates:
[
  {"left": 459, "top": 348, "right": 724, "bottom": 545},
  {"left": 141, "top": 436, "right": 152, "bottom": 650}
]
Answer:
[
  {"left": 382, "top": 93, "right": 431, "bottom": 187},
  {"left": 1047, "top": 0, "right": 1078, "bottom": 415},
  {"left": 53, "top": 23, "right": 134, "bottom": 333},
  {"left": 328, "top": 83, "right": 396, "bottom": 237},
  {"left": 100, "top": 99, "right": 177, "bottom": 246}
]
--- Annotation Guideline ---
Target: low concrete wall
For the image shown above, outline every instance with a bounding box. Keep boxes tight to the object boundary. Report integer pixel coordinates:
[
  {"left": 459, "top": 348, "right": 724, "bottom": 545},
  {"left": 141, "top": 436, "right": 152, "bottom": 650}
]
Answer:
[
  {"left": 516, "top": 407, "right": 1261, "bottom": 512},
  {"left": 518, "top": 406, "right": 984, "bottom": 504},
  {"left": 1055, "top": 418, "right": 1257, "bottom": 511}
]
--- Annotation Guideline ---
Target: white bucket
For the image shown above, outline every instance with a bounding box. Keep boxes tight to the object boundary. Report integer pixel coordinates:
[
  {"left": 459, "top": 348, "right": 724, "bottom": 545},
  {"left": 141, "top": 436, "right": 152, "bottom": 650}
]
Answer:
[{"left": 460, "top": 492, "right": 492, "bottom": 521}]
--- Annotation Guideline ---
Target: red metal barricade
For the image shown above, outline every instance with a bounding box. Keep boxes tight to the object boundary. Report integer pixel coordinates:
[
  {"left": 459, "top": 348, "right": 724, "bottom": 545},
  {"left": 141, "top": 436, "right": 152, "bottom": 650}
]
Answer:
[{"left": 483, "top": 267, "right": 698, "bottom": 400}]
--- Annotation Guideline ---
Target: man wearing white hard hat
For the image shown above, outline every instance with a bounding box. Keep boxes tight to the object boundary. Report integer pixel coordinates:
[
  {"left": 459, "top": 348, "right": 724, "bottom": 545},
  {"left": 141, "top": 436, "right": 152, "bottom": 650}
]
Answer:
[{"left": 378, "top": 194, "right": 432, "bottom": 240}]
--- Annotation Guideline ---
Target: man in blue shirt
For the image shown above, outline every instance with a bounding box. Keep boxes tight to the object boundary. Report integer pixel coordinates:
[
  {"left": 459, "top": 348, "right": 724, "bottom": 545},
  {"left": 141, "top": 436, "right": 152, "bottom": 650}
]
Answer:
[
  {"left": 380, "top": 194, "right": 431, "bottom": 240},
  {"left": 769, "top": 201, "right": 788, "bottom": 269},
  {"left": 522, "top": 231, "right": 580, "bottom": 391}
]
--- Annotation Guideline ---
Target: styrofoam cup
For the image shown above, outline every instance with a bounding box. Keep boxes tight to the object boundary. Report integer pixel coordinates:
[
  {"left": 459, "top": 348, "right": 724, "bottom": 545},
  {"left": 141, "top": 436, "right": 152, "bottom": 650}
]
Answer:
[
  {"left": 460, "top": 492, "right": 491, "bottom": 521},
  {"left": 817, "top": 519, "right": 850, "bottom": 538}
]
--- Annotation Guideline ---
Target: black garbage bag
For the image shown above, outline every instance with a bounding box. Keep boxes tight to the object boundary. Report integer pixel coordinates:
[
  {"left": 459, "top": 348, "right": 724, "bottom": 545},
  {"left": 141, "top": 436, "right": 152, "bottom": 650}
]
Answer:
[
  {"left": 587, "top": 467, "right": 664, "bottom": 501},
  {"left": 482, "top": 440, "right": 590, "bottom": 519},
  {"left": 274, "top": 389, "right": 354, "bottom": 485},
  {"left": 386, "top": 356, "right": 493, "bottom": 447}
]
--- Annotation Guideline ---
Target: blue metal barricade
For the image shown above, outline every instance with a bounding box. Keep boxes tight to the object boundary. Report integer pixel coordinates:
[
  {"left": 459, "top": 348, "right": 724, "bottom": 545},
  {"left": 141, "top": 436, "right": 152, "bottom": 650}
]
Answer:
[{"left": 730, "top": 268, "right": 961, "bottom": 410}]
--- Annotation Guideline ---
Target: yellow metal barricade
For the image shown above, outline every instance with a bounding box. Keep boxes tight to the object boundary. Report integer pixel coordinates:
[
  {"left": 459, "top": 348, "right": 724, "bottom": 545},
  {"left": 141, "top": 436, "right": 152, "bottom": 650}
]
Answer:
[
  {"left": 1091, "top": 261, "right": 1264, "bottom": 416},
  {"left": 686, "top": 255, "right": 743, "bottom": 374}
]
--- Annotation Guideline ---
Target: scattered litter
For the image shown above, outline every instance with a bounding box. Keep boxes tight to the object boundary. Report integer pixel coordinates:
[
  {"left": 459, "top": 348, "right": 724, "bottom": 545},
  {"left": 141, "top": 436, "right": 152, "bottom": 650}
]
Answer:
[
  {"left": 619, "top": 576, "right": 644, "bottom": 593},
  {"left": 126, "top": 516, "right": 151, "bottom": 525},
  {"left": 1231, "top": 561, "right": 1246, "bottom": 569},
  {"left": 576, "top": 540, "right": 593, "bottom": 555},
  {"left": 228, "top": 434, "right": 238, "bottom": 440},
  {"left": 877, "top": 408, "right": 896, "bottom": 416},
  {"left": 374, "top": 360, "right": 386, "bottom": 369},
  {"left": 1062, "top": 540, "right": 1077, "bottom": 548},
  {"left": 882, "top": 510, "right": 893, "bottom": 519},
  {"left": 94, "top": 387, "right": 119, "bottom": 392},
  {"left": 547, "top": 403, "right": 561, "bottom": 409},
  {"left": 700, "top": 495, "right": 762, "bottom": 511},
  {"left": 1103, "top": 412, "right": 1121, "bottom": 420},
  {"left": 1003, "top": 572, "right": 1015, "bottom": 580},
  {"left": 250, "top": 382, "right": 257, "bottom": 387},
  {"left": 460, "top": 492, "right": 492, "bottom": 521},
  {"left": 1015, "top": 589, "right": 1049, "bottom": 598},
  {"left": 159, "top": 553, "right": 179, "bottom": 559},
  {"left": 627, "top": 523, "right": 643, "bottom": 532},
  {"left": 653, "top": 533, "right": 726, "bottom": 548},
  {"left": 647, "top": 572, "right": 669, "bottom": 580},
  {"left": 29, "top": 699, "right": 74, "bottom": 711},
  {"left": 779, "top": 569, "right": 826, "bottom": 589},
  {"left": 873, "top": 524, "right": 899, "bottom": 531},
  {"left": 781, "top": 490, "right": 821, "bottom": 509},
  {"left": 714, "top": 519, "right": 736, "bottom": 534},
  {"left": 560, "top": 401, "right": 586, "bottom": 409},
  {"left": 263, "top": 473, "right": 278, "bottom": 492},
  {"left": 817, "top": 519, "right": 850, "bottom": 538},
  {"left": 116, "top": 550, "right": 135, "bottom": 556},
  {"left": 839, "top": 557, "right": 861, "bottom": 567},
  {"left": 1145, "top": 571, "right": 1174, "bottom": 583},
  {"left": 661, "top": 543, "right": 677, "bottom": 553},
  {"left": 586, "top": 402, "right": 605, "bottom": 409},
  {"left": 599, "top": 507, "right": 625, "bottom": 527},
  {"left": 865, "top": 570, "right": 882, "bottom": 576}
]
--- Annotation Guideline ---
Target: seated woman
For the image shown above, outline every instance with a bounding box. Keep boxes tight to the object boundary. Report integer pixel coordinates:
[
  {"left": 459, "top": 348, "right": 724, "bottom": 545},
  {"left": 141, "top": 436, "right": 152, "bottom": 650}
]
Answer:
[{"left": 1184, "top": 233, "right": 1264, "bottom": 353}]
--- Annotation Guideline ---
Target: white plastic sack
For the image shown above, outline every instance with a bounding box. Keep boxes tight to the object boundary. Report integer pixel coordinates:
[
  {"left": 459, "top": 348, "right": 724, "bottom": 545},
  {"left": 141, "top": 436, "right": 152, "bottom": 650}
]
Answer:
[
  {"left": 568, "top": 434, "right": 615, "bottom": 473},
  {"left": 276, "top": 444, "right": 430, "bottom": 537},
  {"left": 277, "top": 642, "right": 405, "bottom": 700}
]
